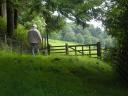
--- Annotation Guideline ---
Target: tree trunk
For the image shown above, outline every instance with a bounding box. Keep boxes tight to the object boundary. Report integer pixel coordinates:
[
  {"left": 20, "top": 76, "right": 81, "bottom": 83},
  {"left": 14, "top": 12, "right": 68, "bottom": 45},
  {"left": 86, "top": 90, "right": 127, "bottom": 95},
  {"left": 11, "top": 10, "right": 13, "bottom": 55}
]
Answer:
[
  {"left": 2, "top": 2, "right": 6, "bottom": 18},
  {"left": 46, "top": 31, "right": 49, "bottom": 47},
  {"left": 0, "top": 1, "right": 6, "bottom": 17},
  {"left": 0, "top": 2, "right": 3, "bottom": 16},
  {"left": 6, "top": 0, "right": 14, "bottom": 38},
  {"left": 14, "top": 9, "right": 18, "bottom": 29},
  {"left": 45, "top": 28, "right": 49, "bottom": 48}
]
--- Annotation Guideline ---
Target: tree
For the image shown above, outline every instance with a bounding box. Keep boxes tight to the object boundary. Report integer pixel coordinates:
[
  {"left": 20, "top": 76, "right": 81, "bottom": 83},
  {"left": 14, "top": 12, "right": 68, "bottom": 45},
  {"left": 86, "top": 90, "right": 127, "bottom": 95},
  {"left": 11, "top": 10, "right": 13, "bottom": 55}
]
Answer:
[
  {"left": 50, "top": 32, "right": 61, "bottom": 40},
  {"left": 0, "top": 1, "right": 3, "bottom": 16},
  {"left": 60, "top": 24, "right": 74, "bottom": 40},
  {"left": 0, "top": 0, "right": 21, "bottom": 37},
  {"left": 6, "top": 0, "right": 14, "bottom": 37},
  {"left": 76, "top": 33, "right": 84, "bottom": 43},
  {"left": 0, "top": 0, "right": 33, "bottom": 38},
  {"left": 0, "top": 0, "right": 6, "bottom": 17},
  {"left": 63, "top": 32, "right": 76, "bottom": 42},
  {"left": 105, "top": 0, "right": 128, "bottom": 81}
]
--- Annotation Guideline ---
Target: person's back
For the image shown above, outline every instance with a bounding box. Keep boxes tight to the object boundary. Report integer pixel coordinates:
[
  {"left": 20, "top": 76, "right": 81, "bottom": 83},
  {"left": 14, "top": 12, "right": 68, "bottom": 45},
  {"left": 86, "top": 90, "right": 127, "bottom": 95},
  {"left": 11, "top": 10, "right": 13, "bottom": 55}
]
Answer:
[
  {"left": 28, "top": 26, "right": 42, "bottom": 44},
  {"left": 28, "top": 24, "right": 42, "bottom": 55}
]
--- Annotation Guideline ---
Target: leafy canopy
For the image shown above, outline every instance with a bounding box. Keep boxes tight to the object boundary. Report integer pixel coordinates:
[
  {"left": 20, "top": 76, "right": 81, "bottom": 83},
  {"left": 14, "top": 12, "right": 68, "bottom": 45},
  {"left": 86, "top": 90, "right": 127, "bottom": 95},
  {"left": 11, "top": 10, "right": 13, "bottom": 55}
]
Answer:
[{"left": 9, "top": 0, "right": 104, "bottom": 31}]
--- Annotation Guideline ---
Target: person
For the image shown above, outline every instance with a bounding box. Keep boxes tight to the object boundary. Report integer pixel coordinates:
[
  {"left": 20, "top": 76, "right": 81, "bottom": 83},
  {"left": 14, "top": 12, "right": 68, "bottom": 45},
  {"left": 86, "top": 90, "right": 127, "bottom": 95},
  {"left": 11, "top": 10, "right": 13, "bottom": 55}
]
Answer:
[{"left": 28, "top": 24, "right": 42, "bottom": 55}]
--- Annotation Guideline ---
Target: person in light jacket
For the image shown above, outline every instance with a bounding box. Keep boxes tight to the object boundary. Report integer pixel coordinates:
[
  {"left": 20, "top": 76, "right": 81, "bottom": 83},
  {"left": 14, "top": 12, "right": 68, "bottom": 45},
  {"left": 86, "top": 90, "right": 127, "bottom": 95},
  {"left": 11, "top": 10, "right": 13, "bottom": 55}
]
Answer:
[{"left": 28, "top": 24, "right": 42, "bottom": 55}]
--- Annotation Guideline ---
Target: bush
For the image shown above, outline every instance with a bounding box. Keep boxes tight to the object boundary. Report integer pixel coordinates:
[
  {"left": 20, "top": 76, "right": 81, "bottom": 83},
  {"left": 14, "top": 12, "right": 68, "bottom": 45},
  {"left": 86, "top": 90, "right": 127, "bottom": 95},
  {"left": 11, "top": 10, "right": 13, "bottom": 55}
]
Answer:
[
  {"left": 0, "top": 16, "right": 6, "bottom": 36},
  {"left": 0, "top": 42, "right": 10, "bottom": 52},
  {"left": 103, "top": 48, "right": 118, "bottom": 63},
  {"left": 14, "top": 24, "right": 27, "bottom": 40},
  {"left": 14, "top": 24, "right": 28, "bottom": 48},
  {"left": 24, "top": 16, "right": 46, "bottom": 35}
]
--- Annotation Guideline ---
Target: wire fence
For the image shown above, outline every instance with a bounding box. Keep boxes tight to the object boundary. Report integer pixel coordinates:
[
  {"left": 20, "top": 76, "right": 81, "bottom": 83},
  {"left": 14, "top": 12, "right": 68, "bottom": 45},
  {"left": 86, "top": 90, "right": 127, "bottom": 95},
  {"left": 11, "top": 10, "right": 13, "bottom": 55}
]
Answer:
[{"left": 0, "top": 34, "right": 24, "bottom": 54}]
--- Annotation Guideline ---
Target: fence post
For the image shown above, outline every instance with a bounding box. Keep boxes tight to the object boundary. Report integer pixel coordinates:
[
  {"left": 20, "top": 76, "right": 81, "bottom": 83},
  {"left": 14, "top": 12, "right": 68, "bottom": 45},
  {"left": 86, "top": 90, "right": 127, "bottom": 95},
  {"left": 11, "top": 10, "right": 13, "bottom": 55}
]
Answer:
[
  {"left": 65, "top": 43, "right": 69, "bottom": 55},
  {"left": 10, "top": 39, "right": 13, "bottom": 52},
  {"left": 97, "top": 42, "right": 101, "bottom": 58},
  {"left": 82, "top": 45, "right": 84, "bottom": 55},
  {"left": 89, "top": 45, "right": 91, "bottom": 57},
  {"left": 48, "top": 44, "right": 50, "bottom": 55},
  {"left": 75, "top": 46, "right": 77, "bottom": 55},
  {"left": 20, "top": 41, "right": 23, "bottom": 54},
  {"left": 4, "top": 34, "right": 7, "bottom": 44}
]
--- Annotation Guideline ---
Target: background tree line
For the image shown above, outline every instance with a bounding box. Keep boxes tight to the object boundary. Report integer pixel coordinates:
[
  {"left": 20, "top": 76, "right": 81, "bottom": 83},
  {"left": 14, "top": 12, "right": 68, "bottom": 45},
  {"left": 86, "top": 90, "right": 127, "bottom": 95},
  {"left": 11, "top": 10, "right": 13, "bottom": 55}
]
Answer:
[{"left": 50, "top": 23, "right": 115, "bottom": 48}]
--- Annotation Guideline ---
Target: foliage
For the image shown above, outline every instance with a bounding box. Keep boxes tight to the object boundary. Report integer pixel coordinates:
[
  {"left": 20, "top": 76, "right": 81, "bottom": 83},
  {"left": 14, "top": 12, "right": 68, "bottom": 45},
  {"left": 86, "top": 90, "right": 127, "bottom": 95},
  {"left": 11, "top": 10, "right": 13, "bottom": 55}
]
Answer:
[
  {"left": 76, "top": 33, "right": 84, "bottom": 43},
  {"left": 63, "top": 32, "right": 76, "bottom": 42},
  {"left": 0, "top": 43, "right": 10, "bottom": 52},
  {"left": 103, "top": 48, "right": 117, "bottom": 63},
  {"left": 104, "top": 0, "right": 128, "bottom": 81},
  {"left": 50, "top": 23, "right": 115, "bottom": 47},
  {"left": 0, "top": 16, "right": 6, "bottom": 35},
  {"left": 14, "top": 24, "right": 29, "bottom": 48},
  {"left": 25, "top": 16, "right": 46, "bottom": 34},
  {"left": 49, "top": 32, "right": 61, "bottom": 40},
  {"left": 14, "top": 24, "right": 27, "bottom": 41},
  {"left": 104, "top": 0, "right": 128, "bottom": 45},
  {"left": 17, "top": 0, "right": 105, "bottom": 32}
]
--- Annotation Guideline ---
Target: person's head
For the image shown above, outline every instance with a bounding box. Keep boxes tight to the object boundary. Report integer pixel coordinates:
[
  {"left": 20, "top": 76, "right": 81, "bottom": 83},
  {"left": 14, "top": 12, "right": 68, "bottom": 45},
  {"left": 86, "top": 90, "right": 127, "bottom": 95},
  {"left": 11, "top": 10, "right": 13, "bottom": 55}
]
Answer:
[{"left": 32, "top": 24, "right": 37, "bottom": 29}]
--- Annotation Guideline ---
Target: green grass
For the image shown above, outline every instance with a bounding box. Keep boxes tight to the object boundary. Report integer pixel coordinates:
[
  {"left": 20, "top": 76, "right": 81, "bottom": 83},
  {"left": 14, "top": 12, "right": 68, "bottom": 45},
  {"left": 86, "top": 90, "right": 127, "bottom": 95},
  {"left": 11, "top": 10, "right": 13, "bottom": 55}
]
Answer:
[
  {"left": 0, "top": 51, "right": 127, "bottom": 96},
  {"left": 49, "top": 39, "right": 79, "bottom": 46}
]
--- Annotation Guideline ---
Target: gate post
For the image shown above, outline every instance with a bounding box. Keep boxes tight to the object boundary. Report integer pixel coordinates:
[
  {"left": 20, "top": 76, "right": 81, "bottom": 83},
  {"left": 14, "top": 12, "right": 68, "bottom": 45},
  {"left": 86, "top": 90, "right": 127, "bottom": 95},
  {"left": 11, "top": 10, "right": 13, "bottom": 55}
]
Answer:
[
  {"left": 48, "top": 44, "right": 50, "bottom": 55},
  {"left": 65, "top": 43, "right": 69, "bottom": 55},
  {"left": 20, "top": 41, "right": 23, "bottom": 54},
  {"left": 97, "top": 42, "right": 101, "bottom": 58}
]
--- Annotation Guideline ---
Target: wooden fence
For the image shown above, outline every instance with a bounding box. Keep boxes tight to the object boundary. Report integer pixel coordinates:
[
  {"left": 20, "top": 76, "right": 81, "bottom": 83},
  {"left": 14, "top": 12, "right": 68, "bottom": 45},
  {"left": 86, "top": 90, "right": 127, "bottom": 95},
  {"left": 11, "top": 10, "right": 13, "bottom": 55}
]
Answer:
[
  {"left": 0, "top": 34, "right": 101, "bottom": 58},
  {"left": 47, "top": 42, "right": 101, "bottom": 58}
]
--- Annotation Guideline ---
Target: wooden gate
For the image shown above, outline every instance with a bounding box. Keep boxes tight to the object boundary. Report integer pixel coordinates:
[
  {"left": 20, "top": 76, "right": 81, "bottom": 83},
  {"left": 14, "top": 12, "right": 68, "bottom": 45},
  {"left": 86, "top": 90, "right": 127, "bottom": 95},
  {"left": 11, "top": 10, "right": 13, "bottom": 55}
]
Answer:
[{"left": 48, "top": 42, "right": 101, "bottom": 58}]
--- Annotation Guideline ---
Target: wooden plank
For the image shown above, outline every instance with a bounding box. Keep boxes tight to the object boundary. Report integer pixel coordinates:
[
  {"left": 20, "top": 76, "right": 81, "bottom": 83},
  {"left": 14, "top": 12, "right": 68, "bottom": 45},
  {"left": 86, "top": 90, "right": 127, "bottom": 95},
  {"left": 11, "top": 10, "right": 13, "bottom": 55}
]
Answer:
[
  {"left": 90, "top": 49, "right": 97, "bottom": 51},
  {"left": 89, "top": 45, "right": 91, "bottom": 56},
  {"left": 48, "top": 44, "right": 50, "bottom": 55},
  {"left": 82, "top": 46, "right": 84, "bottom": 55},
  {"left": 65, "top": 43, "right": 69, "bottom": 55},
  {"left": 85, "top": 54, "right": 97, "bottom": 55},
  {"left": 69, "top": 46, "right": 85, "bottom": 55},
  {"left": 50, "top": 45, "right": 65, "bottom": 47},
  {"left": 68, "top": 44, "right": 97, "bottom": 47},
  {"left": 50, "top": 49, "right": 65, "bottom": 51},
  {"left": 69, "top": 47, "right": 75, "bottom": 50},
  {"left": 75, "top": 46, "right": 77, "bottom": 55},
  {"left": 97, "top": 42, "right": 101, "bottom": 58}
]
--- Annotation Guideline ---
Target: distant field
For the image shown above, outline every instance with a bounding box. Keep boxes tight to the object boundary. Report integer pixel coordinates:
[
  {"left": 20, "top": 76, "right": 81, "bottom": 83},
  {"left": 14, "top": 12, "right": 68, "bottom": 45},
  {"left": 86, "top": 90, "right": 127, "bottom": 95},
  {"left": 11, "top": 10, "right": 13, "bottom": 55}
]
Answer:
[{"left": 49, "top": 39, "right": 79, "bottom": 46}]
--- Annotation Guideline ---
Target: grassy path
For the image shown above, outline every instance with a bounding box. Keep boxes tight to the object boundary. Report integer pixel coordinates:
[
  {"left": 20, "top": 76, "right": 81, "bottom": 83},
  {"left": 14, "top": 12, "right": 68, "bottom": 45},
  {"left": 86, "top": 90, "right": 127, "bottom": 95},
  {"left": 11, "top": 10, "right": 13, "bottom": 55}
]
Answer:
[{"left": 0, "top": 52, "right": 127, "bottom": 96}]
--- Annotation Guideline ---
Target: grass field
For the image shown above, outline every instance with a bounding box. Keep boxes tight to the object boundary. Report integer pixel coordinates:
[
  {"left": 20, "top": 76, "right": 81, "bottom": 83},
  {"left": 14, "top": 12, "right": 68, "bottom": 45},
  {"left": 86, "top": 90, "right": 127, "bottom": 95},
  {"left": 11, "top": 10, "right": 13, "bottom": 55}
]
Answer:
[
  {"left": 49, "top": 39, "right": 79, "bottom": 46},
  {"left": 0, "top": 51, "right": 127, "bottom": 96}
]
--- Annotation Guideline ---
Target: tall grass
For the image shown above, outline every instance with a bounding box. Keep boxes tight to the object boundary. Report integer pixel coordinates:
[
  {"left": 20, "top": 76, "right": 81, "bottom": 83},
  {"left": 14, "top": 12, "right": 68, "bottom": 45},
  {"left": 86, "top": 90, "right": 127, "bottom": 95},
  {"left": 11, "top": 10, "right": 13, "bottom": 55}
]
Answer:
[{"left": 0, "top": 52, "right": 127, "bottom": 96}]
